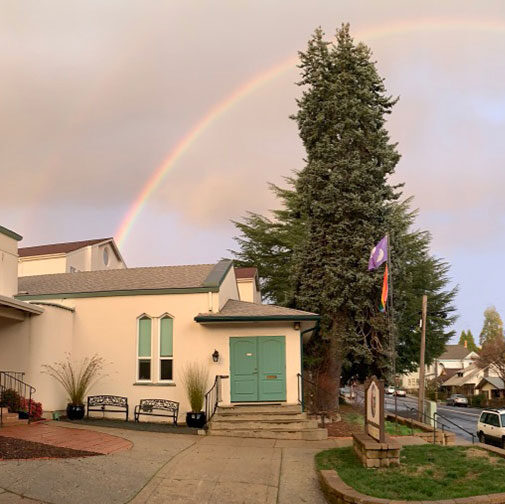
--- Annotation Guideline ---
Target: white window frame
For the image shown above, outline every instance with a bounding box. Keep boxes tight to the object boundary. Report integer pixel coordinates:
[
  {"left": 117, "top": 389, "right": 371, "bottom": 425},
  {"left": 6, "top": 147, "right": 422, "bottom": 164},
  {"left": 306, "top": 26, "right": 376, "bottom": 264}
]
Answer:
[
  {"left": 158, "top": 313, "right": 174, "bottom": 383},
  {"left": 136, "top": 314, "right": 153, "bottom": 383}
]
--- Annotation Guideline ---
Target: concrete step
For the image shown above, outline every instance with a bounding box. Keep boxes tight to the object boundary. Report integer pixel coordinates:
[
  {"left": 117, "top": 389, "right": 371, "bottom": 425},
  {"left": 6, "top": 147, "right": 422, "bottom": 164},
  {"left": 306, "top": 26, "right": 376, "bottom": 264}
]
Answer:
[
  {"left": 1, "top": 415, "right": 28, "bottom": 426},
  {"left": 216, "top": 405, "right": 302, "bottom": 415},
  {"left": 210, "top": 419, "right": 319, "bottom": 430},
  {"left": 208, "top": 427, "right": 328, "bottom": 440},
  {"left": 213, "top": 412, "right": 308, "bottom": 421},
  {"left": 0, "top": 407, "right": 8, "bottom": 416}
]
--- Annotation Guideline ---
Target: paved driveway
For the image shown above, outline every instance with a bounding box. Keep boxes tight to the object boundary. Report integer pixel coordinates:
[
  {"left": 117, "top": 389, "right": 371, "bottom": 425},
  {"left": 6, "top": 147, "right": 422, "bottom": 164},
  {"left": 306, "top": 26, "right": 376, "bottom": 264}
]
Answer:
[{"left": 0, "top": 424, "right": 347, "bottom": 504}]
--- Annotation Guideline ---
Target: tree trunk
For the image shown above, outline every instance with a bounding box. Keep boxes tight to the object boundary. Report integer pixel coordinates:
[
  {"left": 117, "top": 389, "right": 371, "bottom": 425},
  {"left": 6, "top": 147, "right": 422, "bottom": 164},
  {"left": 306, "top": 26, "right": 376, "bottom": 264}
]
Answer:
[{"left": 329, "top": 314, "right": 346, "bottom": 412}]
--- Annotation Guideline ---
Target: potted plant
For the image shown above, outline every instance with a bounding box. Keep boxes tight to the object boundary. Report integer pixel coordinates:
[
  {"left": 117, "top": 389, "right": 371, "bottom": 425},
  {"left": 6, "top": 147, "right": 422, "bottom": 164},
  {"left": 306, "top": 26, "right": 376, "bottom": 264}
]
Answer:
[
  {"left": 182, "top": 362, "right": 209, "bottom": 428},
  {"left": 42, "top": 354, "right": 106, "bottom": 420}
]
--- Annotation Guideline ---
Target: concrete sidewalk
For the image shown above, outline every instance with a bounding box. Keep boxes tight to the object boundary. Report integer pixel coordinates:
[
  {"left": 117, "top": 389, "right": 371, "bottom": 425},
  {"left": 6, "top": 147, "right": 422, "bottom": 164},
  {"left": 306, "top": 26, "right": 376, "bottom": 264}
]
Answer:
[{"left": 0, "top": 424, "right": 351, "bottom": 504}]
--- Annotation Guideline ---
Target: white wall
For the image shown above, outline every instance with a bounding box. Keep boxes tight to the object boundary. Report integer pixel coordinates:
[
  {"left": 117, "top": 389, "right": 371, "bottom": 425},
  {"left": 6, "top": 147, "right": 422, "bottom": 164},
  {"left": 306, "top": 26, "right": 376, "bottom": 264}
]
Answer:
[
  {"left": 18, "top": 256, "right": 67, "bottom": 277},
  {"left": 0, "top": 233, "right": 19, "bottom": 296},
  {"left": 237, "top": 279, "right": 261, "bottom": 303},
  {"left": 218, "top": 266, "right": 239, "bottom": 309}
]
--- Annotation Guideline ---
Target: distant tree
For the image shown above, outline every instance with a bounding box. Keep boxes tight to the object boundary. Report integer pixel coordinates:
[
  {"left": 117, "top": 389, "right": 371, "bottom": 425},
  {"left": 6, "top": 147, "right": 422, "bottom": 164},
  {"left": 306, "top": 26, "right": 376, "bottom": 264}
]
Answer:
[
  {"left": 477, "top": 336, "right": 505, "bottom": 387},
  {"left": 458, "top": 329, "right": 478, "bottom": 352},
  {"left": 479, "top": 306, "right": 504, "bottom": 346}
]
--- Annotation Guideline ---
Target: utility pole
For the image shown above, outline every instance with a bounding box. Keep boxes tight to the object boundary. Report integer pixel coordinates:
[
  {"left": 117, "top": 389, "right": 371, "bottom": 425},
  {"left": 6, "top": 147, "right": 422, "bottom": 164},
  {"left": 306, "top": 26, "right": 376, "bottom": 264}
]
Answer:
[{"left": 418, "top": 295, "right": 427, "bottom": 422}]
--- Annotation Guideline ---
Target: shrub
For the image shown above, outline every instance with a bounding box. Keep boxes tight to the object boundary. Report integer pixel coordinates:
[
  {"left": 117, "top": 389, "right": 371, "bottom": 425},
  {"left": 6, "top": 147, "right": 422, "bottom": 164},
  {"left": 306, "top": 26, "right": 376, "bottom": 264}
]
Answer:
[
  {"left": 42, "top": 354, "right": 107, "bottom": 405},
  {"left": 0, "top": 388, "right": 21, "bottom": 412},
  {"left": 181, "top": 362, "right": 209, "bottom": 412},
  {"left": 19, "top": 397, "right": 43, "bottom": 419},
  {"left": 470, "top": 394, "right": 486, "bottom": 408}
]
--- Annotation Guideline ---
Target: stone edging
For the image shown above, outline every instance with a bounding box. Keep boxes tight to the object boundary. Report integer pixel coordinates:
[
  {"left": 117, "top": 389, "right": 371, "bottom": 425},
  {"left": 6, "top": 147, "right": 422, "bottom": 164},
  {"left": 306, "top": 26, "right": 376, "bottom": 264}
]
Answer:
[{"left": 318, "top": 468, "right": 505, "bottom": 504}]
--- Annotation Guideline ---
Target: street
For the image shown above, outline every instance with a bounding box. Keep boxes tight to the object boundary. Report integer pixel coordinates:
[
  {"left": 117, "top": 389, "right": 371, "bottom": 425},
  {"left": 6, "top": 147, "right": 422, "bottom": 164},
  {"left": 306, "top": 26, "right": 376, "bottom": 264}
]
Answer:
[{"left": 353, "top": 392, "right": 482, "bottom": 442}]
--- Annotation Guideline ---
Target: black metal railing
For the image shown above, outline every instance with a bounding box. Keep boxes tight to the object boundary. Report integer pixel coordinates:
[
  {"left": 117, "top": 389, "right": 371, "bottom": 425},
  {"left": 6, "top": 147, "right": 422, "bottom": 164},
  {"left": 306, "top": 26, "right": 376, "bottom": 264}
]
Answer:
[
  {"left": 297, "top": 373, "right": 339, "bottom": 423},
  {"left": 204, "top": 375, "right": 229, "bottom": 423},
  {"left": 402, "top": 405, "right": 475, "bottom": 444},
  {"left": 0, "top": 371, "right": 36, "bottom": 426}
]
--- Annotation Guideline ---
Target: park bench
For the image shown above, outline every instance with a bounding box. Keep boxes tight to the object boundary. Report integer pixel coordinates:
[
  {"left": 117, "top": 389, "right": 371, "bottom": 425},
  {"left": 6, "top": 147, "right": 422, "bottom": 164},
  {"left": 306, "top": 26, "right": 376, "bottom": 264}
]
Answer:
[
  {"left": 87, "top": 395, "right": 129, "bottom": 421},
  {"left": 134, "top": 398, "right": 179, "bottom": 425}
]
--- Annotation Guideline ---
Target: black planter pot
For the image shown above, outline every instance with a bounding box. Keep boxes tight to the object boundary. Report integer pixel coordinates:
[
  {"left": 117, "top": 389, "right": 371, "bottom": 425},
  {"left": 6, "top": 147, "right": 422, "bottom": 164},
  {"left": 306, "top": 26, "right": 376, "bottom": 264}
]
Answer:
[
  {"left": 66, "top": 403, "right": 85, "bottom": 420},
  {"left": 18, "top": 411, "right": 29, "bottom": 420},
  {"left": 186, "top": 411, "right": 206, "bottom": 428}
]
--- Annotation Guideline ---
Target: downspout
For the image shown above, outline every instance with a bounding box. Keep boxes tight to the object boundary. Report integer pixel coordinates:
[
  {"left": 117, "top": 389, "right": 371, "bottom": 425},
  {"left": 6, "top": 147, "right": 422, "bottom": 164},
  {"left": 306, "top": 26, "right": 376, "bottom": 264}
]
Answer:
[{"left": 299, "top": 321, "right": 320, "bottom": 412}]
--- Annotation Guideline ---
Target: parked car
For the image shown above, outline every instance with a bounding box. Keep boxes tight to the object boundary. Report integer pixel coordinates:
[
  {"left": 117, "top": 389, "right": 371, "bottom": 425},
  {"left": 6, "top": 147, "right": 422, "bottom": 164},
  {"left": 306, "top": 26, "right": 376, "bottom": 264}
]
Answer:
[
  {"left": 385, "top": 385, "right": 395, "bottom": 395},
  {"left": 394, "top": 389, "right": 406, "bottom": 397},
  {"left": 477, "top": 408, "right": 505, "bottom": 448},
  {"left": 446, "top": 394, "right": 468, "bottom": 407}
]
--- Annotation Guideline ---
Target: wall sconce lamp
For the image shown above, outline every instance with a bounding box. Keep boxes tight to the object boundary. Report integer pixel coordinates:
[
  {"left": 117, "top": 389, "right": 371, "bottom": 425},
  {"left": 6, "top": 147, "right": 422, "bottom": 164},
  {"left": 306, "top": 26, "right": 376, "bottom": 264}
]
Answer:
[
  {"left": 294, "top": 322, "right": 301, "bottom": 331},
  {"left": 212, "top": 349, "right": 219, "bottom": 363}
]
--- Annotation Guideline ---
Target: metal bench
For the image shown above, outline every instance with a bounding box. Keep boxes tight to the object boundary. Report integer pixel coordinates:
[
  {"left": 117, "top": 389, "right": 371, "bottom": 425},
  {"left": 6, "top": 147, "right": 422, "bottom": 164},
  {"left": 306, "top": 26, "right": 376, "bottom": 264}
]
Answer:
[
  {"left": 87, "top": 395, "right": 129, "bottom": 421},
  {"left": 134, "top": 398, "right": 179, "bottom": 425}
]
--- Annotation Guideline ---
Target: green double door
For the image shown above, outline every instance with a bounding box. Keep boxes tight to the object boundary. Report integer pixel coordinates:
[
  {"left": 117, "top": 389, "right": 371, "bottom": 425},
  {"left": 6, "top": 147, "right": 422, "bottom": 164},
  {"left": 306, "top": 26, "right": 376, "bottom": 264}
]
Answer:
[{"left": 230, "top": 336, "right": 286, "bottom": 402}]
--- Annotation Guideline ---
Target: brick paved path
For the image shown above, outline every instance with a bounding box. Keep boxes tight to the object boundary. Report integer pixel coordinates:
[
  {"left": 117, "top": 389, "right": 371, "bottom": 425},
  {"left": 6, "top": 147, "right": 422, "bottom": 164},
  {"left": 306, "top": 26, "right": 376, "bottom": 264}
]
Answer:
[{"left": 0, "top": 421, "right": 132, "bottom": 455}]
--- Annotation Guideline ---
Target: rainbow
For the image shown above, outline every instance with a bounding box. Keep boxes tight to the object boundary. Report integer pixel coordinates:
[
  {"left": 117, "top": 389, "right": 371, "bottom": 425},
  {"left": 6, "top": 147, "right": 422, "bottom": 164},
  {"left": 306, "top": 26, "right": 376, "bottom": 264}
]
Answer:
[{"left": 115, "top": 18, "right": 505, "bottom": 248}]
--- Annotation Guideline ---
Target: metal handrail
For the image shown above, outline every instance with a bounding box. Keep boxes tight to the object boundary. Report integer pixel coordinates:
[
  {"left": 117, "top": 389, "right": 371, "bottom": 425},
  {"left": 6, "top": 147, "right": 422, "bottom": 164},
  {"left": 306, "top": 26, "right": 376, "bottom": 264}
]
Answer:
[
  {"left": 434, "top": 411, "right": 475, "bottom": 444},
  {"left": 204, "top": 375, "right": 229, "bottom": 424},
  {"left": 297, "top": 373, "right": 340, "bottom": 424},
  {"left": 0, "top": 371, "right": 36, "bottom": 426}
]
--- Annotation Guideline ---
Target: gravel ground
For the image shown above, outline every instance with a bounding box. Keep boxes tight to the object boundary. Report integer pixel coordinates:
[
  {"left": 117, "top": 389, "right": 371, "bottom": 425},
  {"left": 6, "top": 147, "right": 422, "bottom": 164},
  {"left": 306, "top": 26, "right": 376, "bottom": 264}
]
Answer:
[{"left": 0, "top": 436, "right": 100, "bottom": 460}]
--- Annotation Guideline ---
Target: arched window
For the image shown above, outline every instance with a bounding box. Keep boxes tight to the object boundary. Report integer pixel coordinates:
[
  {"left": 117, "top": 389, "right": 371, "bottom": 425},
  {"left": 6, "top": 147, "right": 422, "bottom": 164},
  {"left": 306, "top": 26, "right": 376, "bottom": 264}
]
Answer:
[
  {"left": 137, "top": 316, "right": 152, "bottom": 381},
  {"left": 159, "top": 315, "right": 173, "bottom": 381}
]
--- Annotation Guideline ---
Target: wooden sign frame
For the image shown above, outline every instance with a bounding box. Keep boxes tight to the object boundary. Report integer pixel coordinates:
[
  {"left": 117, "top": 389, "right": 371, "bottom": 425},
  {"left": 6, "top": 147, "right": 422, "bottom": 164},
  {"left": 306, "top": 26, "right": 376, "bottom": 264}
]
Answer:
[{"left": 364, "top": 375, "right": 385, "bottom": 443}]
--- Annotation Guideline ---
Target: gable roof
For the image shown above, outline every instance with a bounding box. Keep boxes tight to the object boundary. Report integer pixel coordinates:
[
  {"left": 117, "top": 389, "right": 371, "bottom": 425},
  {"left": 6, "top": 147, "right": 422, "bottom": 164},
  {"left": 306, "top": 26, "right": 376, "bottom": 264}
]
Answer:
[
  {"left": 442, "top": 362, "right": 483, "bottom": 387},
  {"left": 438, "top": 344, "right": 476, "bottom": 361},
  {"left": 477, "top": 376, "right": 505, "bottom": 390},
  {"left": 18, "top": 238, "right": 112, "bottom": 257},
  {"left": 234, "top": 267, "right": 258, "bottom": 279},
  {"left": 195, "top": 299, "right": 319, "bottom": 322},
  {"left": 16, "top": 260, "right": 233, "bottom": 299}
]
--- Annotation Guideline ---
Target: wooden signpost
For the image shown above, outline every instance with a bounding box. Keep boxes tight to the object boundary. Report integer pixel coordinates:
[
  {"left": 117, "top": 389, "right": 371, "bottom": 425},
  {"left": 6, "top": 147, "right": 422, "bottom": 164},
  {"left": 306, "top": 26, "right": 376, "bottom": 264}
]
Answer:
[{"left": 364, "top": 375, "right": 385, "bottom": 443}]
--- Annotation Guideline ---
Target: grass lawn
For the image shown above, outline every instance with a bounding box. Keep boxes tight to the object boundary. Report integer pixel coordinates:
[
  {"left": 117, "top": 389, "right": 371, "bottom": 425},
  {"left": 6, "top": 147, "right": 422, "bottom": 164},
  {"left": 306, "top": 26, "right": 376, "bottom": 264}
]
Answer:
[
  {"left": 342, "top": 411, "right": 422, "bottom": 436},
  {"left": 316, "top": 445, "right": 505, "bottom": 500}
]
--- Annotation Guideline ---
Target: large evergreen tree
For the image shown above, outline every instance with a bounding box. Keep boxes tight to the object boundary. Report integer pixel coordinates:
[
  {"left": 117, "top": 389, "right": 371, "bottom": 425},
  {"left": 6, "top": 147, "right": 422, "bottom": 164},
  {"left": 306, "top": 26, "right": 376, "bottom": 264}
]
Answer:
[
  {"left": 231, "top": 24, "right": 457, "bottom": 390},
  {"left": 458, "top": 329, "right": 478, "bottom": 352},
  {"left": 479, "top": 306, "right": 504, "bottom": 346}
]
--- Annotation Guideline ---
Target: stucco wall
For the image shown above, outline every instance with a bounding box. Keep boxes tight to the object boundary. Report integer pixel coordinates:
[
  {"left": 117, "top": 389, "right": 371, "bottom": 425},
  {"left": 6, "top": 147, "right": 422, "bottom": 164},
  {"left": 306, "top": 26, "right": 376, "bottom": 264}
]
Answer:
[
  {"left": 0, "top": 233, "right": 19, "bottom": 297},
  {"left": 218, "top": 267, "right": 239, "bottom": 309},
  {"left": 18, "top": 256, "right": 67, "bottom": 277},
  {"left": 9, "top": 292, "right": 302, "bottom": 419},
  {"left": 0, "top": 317, "right": 30, "bottom": 374},
  {"left": 90, "top": 243, "right": 124, "bottom": 270},
  {"left": 237, "top": 280, "right": 261, "bottom": 303}
]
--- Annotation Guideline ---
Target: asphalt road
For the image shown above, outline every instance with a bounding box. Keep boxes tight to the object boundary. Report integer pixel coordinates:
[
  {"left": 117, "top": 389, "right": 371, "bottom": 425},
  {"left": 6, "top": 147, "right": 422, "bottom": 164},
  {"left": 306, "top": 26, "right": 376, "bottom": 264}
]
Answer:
[{"left": 353, "top": 392, "right": 483, "bottom": 442}]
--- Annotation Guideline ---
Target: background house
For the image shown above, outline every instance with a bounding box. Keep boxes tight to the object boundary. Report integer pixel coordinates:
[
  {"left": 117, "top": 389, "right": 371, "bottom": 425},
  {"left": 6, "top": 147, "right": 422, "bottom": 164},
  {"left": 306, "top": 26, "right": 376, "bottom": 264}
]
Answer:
[{"left": 18, "top": 238, "right": 126, "bottom": 276}]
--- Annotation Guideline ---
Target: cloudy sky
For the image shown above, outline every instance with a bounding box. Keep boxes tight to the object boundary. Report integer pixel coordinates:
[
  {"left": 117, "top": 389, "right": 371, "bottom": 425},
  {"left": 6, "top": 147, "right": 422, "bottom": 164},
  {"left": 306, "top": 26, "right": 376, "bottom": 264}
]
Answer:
[{"left": 2, "top": 0, "right": 505, "bottom": 340}]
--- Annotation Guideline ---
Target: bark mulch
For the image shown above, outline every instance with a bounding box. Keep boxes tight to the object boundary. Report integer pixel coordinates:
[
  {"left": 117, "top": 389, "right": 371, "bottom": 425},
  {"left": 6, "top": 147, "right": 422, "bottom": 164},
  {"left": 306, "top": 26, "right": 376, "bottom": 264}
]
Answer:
[
  {"left": 0, "top": 436, "right": 101, "bottom": 460},
  {"left": 324, "top": 404, "right": 364, "bottom": 438}
]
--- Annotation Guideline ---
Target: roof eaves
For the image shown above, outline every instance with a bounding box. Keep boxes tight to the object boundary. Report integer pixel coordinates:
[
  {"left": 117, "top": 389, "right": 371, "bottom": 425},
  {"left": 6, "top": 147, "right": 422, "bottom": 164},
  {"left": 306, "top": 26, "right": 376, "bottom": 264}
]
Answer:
[
  {"left": 0, "top": 225, "right": 22, "bottom": 242},
  {"left": 194, "top": 314, "right": 320, "bottom": 323}
]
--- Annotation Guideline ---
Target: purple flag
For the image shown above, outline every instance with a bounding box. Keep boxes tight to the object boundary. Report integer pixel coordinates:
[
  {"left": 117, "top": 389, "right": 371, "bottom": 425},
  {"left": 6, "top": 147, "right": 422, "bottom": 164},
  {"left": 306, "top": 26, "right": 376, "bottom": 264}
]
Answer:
[{"left": 368, "top": 236, "right": 388, "bottom": 271}]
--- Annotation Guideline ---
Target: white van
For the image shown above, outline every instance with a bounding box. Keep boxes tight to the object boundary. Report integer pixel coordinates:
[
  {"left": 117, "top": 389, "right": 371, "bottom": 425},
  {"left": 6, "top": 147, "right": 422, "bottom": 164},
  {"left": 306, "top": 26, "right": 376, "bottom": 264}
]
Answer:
[{"left": 477, "top": 409, "right": 505, "bottom": 448}]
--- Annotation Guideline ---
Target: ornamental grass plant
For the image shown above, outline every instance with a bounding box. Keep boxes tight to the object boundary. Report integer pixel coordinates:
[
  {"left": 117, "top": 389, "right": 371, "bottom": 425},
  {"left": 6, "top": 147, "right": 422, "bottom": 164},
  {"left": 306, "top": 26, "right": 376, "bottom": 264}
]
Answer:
[
  {"left": 181, "top": 362, "right": 209, "bottom": 412},
  {"left": 42, "top": 354, "right": 107, "bottom": 406}
]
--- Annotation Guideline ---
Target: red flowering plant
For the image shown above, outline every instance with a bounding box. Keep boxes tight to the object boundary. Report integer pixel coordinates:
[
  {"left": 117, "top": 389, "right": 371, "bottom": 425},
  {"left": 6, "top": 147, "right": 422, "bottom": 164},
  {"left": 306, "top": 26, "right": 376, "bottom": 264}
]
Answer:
[{"left": 19, "top": 397, "right": 43, "bottom": 420}]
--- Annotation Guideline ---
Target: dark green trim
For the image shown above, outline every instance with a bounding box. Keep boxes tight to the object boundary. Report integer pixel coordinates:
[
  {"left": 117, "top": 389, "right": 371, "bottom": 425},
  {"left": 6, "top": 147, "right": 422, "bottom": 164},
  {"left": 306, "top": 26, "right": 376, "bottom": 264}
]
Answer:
[
  {"left": 194, "top": 314, "right": 320, "bottom": 322},
  {"left": 29, "top": 301, "right": 75, "bottom": 312},
  {"left": 133, "top": 382, "right": 176, "bottom": 387},
  {"left": 203, "top": 259, "right": 233, "bottom": 287},
  {"left": 16, "top": 286, "right": 218, "bottom": 301},
  {"left": 0, "top": 225, "right": 22, "bottom": 241}
]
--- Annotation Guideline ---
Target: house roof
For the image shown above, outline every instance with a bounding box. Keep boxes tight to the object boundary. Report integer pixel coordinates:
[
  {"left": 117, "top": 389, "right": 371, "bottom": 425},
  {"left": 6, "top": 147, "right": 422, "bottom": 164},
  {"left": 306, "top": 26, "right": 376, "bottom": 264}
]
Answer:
[
  {"left": 442, "top": 363, "right": 483, "bottom": 387},
  {"left": 194, "top": 299, "right": 319, "bottom": 322},
  {"left": 0, "top": 225, "right": 22, "bottom": 242},
  {"left": 0, "top": 293, "right": 43, "bottom": 316},
  {"left": 477, "top": 376, "right": 505, "bottom": 390},
  {"left": 234, "top": 267, "right": 258, "bottom": 279},
  {"left": 438, "top": 344, "right": 476, "bottom": 360},
  {"left": 16, "top": 260, "right": 233, "bottom": 299},
  {"left": 18, "top": 238, "right": 113, "bottom": 257}
]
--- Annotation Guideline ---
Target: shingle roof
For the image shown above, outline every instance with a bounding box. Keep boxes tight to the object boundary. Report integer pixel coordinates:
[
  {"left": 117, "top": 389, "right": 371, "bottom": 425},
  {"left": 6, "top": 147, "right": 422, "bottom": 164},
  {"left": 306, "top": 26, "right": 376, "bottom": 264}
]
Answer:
[
  {"left": 439, "top": 344, "right": 476, "bottom": 360},
  {"left": 477, "top": 376, "right": 505, "bottom": 390},
  {"left": 235, "top": 267, "right": 258, "bottom": 279},
  {"left": 195, "top": 299, "right": 319, "bottom": 322},
  {"left": 17, "top": 263, "right": 218, "bottom": 297},
  {"left": 442, "top": 363, "right": 483, "bottom": 387},
  {"left": 18, "top": 238, "right": 112, "bottom": 257}
]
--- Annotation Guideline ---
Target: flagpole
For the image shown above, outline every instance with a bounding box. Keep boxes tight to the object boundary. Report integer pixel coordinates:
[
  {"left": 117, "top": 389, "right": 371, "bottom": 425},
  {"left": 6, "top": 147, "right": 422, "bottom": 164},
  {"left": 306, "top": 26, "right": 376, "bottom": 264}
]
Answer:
[{"left": 386, "top": 233, "right": 398, "bottom": 422}]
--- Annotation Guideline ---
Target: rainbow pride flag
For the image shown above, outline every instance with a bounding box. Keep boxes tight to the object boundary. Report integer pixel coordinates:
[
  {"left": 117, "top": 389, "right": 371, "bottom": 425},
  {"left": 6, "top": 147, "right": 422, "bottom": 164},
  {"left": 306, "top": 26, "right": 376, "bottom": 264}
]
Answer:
[{"left": 379, "top": 265, "right": 389, "bottom": 312}]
